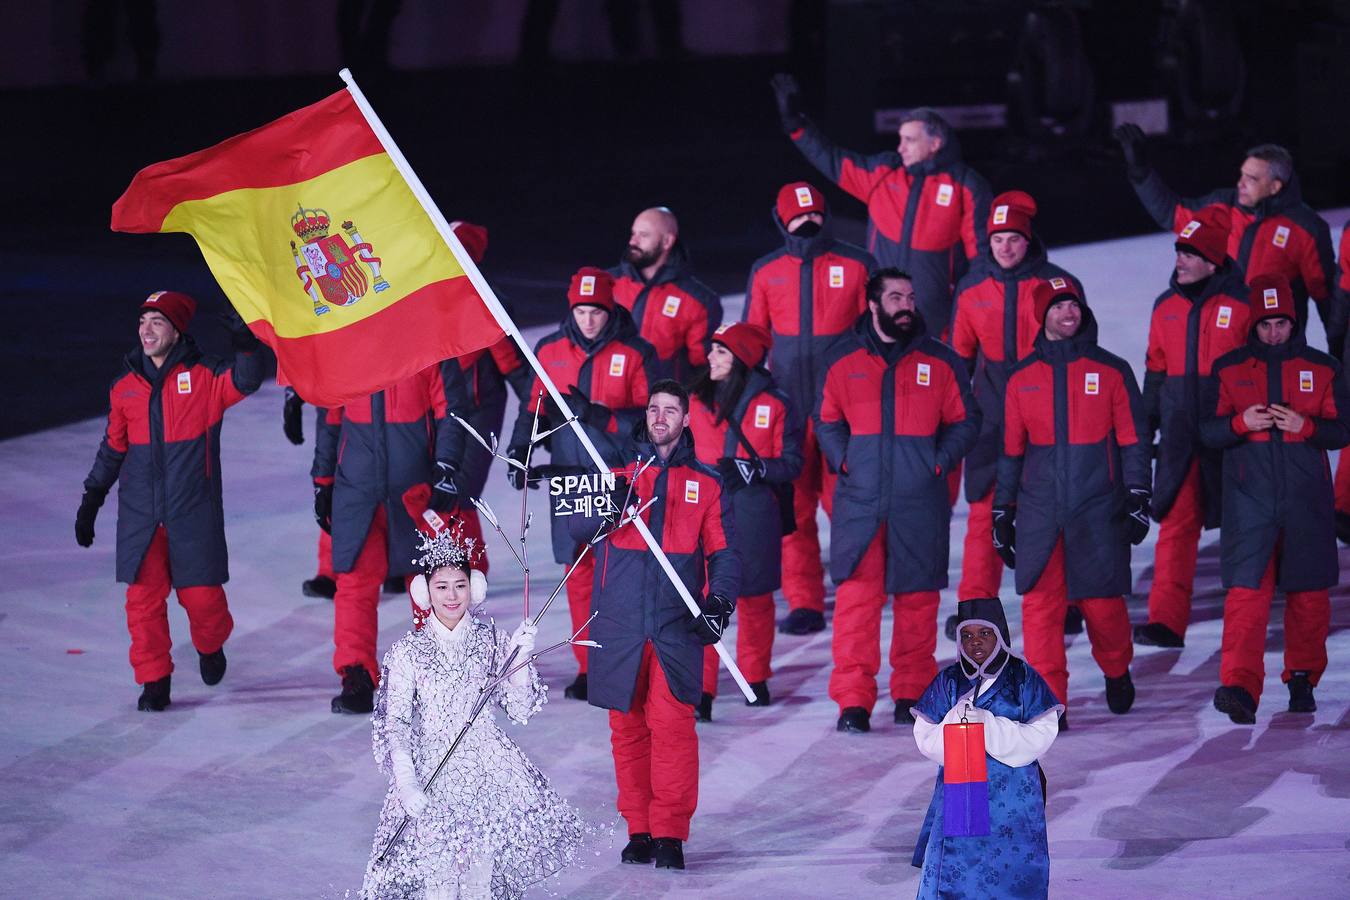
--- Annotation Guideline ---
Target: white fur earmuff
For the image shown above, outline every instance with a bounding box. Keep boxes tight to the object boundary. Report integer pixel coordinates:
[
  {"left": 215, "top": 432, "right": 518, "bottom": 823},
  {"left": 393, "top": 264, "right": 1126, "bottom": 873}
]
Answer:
[
  {"left": 470, "top": 569, "right": 487, "bottom": 606},
  {"left": 408, "top": 574, "right": 430, "bottom": 611}
]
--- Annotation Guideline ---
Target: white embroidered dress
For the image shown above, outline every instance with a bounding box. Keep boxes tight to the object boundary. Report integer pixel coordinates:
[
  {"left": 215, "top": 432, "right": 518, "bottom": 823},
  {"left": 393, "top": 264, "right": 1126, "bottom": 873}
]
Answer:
[{"left": 360, "top": 613, "right": 584, "bottom": 899}]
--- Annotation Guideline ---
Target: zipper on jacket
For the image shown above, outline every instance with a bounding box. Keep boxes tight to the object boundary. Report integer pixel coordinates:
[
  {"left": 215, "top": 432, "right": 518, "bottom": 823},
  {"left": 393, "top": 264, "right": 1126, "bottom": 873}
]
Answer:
[
  {"left": 1052, "top": 358, "right": 1069, "bottom": 523},
  {"left": 799, "top": 256, "right": 816, "bottom": 406},
  {"left": 896, "top": 171, "right": 925, "bottom": 267}
]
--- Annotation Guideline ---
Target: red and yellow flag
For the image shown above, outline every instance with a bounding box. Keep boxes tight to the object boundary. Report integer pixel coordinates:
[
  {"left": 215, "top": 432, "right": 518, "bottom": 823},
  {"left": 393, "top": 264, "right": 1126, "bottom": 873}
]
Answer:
[{"left": 110, "top": 89, "right": 504, "bottom": 407}]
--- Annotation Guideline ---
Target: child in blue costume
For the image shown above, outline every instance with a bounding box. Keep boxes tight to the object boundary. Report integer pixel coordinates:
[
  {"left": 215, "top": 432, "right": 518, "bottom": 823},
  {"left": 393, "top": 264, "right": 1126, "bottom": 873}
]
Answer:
[{"left": 911, "top": 597, "right": 1063, "bottom": 899}]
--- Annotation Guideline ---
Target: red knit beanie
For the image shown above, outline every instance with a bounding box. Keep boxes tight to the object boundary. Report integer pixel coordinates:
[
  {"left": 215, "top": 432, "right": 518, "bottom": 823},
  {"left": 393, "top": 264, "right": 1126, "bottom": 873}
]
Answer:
[
  {"left": 139, "top": 290, "right": 196, "bottom": 334},
  {"left": 775, "top": 181, "right": 825, "bottom": 226},
  {"left": 1249, "top": 273, "right": 1295, "bottom": 323},
  {"left": 988, "top": 190, "right": 1037, "bottom": 239},
  {"left": 450, "top": 221, "right": 488, "bottom": 264},
  {"left": 1174, "top": 204, "right": 1229, "bottom": 266},
  {"left": 712, "top": 322, "right": 773, "bottom": 368},
  {"left": 1031, "top": 276, "right": 1083, "bottom": 324},
  {"left": 567, "top": 267, "right": 615, "bottom": 311}
]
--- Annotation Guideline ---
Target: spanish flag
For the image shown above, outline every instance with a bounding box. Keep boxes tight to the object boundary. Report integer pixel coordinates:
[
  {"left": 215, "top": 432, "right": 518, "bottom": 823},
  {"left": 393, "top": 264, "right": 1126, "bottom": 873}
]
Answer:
[{"left": 110, "top": 88, "right": 504, "bottom": 408}]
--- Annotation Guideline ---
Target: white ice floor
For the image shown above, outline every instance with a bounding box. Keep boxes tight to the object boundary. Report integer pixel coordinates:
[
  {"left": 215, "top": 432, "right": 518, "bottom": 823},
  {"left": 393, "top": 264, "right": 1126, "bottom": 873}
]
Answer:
[{"left": 4, "top": 219, "right": 1350, "bottom": 899}]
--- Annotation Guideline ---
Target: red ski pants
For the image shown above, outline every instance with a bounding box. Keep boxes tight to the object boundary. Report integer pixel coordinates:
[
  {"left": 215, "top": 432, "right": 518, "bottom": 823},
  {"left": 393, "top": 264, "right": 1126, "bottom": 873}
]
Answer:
[
  {"left": 316, "top": 528, "right": 334, "bottom": 580},
  {"left": 1336, "top": 449, "right": 1350, "bottom": 514},
  {"left": 958, "top": 490, "right": 1004, "bottom": 601},
  {"left": 609, "top": 642, "right": 698, "bottom": 840},
  {"left": 1220, "top": 553, "right": 1329, "bottom": 704},
  {"left": 829, "top": 528, "right": 940, "bottom": 710},
  {"left": 700, "top": 591, "right": 776, "bottom": 696},
  {"left": 333, "top": 505, "right": 399, "bottom": 681},
  {"left": 780, "top": 422, "right": 835, "bottom": 614},
  {"left": 454, "top": 506, "right": 489, "bottom": 575},
  {"left": 565, "top": 552, "right": 594, "bottom": 673},
  {"left": 125, "top": 526, "right": 233, "bottom": 684},
  {"left": 1146, "top": 461, "right": 1205, "bottom": 637},
  {"left": 1022, "top": 538, "right": 1133, "bottom": 705}
]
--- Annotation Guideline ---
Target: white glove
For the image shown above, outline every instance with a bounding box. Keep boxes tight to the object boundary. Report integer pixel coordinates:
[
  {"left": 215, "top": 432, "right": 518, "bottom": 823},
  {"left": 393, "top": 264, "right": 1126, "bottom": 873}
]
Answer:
[
  {"left": 391, "top": 749, "right": 429, "bottom": 818},
  {"left": 509, "top": 620, "right": 538, "bottom": 656}
]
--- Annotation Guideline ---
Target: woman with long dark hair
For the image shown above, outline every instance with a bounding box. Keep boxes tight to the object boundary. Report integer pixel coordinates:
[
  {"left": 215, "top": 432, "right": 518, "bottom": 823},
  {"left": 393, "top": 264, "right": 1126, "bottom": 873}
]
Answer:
[{"left": 685, "top": 323, "right": 804, "bottom": 718}]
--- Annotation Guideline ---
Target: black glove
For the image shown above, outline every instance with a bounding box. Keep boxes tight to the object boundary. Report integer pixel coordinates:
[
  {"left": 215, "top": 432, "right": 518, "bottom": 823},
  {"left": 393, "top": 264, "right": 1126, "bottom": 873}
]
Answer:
[
  {"left": 430, "top": 461, "right": 462, "bottom": 513},
  {"left": 314, "top": 481, "right": 334, "bottom": 534},
  {"left": 75, "top": 488, "right": 106, "bottom": 547},
  {"left": 546, "top": 385, "right": 611, "bottom": 429},
  {"left": 991, "top": 504, "right": 1016, "bottom": 569},
  {"left": 1126, "top": 488, "right": 1152, "bottom": 546},
  {"left": 283, "top": 387, "right": 304, "bottom": 445},
  {"left": 600, "top": 475, "right": 632, "bottom": 522},
  {"left": 688, "top": 592, "right": 734, "bottom": 645},
  {"left": 716, "top": 456, "right": 765, "bottom": 492},
  {"left": 505, "top": 445, "right": 531, "bottom": 491},
  {"left": 769, "top": 72, "right": 805, "bottom": 132},
  {"left": 1112, "top": 123, "right": 1148, "bottom": 181},
  {"left": 219, "top": 308, "right": 261, "bottom": 352}
]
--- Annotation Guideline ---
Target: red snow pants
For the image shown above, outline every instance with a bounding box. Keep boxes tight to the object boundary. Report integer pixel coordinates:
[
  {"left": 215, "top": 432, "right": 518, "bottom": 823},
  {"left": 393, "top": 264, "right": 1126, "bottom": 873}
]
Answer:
[
  {"left": 333, "top": 505, "right": 395, "bottom": 681},
  {"left": 1335, "top": 450, "right": 1350, "bottom": 514},
  {"left": 608, "top": 642, "right": 699, "bottom": 840},
  {"left": 958, "top": 490, "right": 1004, "bottom": 601},
  {"left": 454, "top": 507, "right": 489, "bottom": 575},
  {"left": 829, "top": 528, "right": 940, "bottom": 710},
  {"left": 1022, "top": 538, "right": 1133, "bottom": 704},
  {"left": 1146, "top": 461, "right": 1205, "bottom": 637},
  {"left": 316, "top": 528, "right": 334, "bottom": 580},
  {"left": 125, "top": 526, "right": 233, "bottom": 684},
  {"left": 780, "top": 422, "right": 835, "bottom": 614},
  {"left": 701, "top": 592, "right": 776, "bottom": 697},
  {"left": 1220, "top": 553, "right": 1329, "bottom": 704},
  {"left": 565, "top": 552, "right": 594, "bottom": 673}
]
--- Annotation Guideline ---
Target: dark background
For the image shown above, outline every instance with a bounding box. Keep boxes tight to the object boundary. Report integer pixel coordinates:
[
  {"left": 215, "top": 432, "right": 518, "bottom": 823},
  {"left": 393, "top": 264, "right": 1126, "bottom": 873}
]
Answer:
[{"left": 5, "top": 0, "right": 1350, "bottom": 438}]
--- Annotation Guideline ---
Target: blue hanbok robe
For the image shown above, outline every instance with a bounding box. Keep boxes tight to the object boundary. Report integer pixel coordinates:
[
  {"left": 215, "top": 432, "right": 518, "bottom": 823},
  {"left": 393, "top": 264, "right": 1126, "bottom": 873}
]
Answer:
[{"left": 912, "top": 658, "right": 1061, "bottom": 899}]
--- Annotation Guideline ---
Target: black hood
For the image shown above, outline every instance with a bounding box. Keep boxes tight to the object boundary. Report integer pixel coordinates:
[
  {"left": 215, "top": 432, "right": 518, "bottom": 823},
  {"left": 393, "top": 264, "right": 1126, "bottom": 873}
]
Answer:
[
  {"left": 1249, "top": 168, "right": 1305, "bottom": 218},
  {"left": 629, "top": 415, "right": 698, "bottom": 468},
  {"left": 1034, "top": 296, "right": 1099, "bottom": 359},
  {"left": 1167, "top": 259, "right": 1246, "bottom": 301},
  {"left": 976, "top": 234, "right": 1049, "bottom": 283},
  {"left": 955, "top": 597, "right": 1015, "bottom": 682},
  {"left": 124, "top": 333, "right": 202, "bottom": 383},
  {"left": 772, "top": 200, "right": 834, "bottom": 260},
  {"left": 615, "top": 238, "right": 692, "bottom": 287},
  {"left": 903, "top": 124, "right": 965, "bottom": 176},
  {"left": 851, "top": 306, "right": 929, "bottom": 357},
  {"left": 560, "top": 302, "right": 639, "bottom": 353}
]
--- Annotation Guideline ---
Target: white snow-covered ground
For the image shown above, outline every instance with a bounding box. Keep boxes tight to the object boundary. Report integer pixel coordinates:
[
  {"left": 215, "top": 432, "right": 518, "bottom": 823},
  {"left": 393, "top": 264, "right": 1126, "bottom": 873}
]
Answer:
[{"left": 3, "top": 218, "right": 1350, "bottom": 899}]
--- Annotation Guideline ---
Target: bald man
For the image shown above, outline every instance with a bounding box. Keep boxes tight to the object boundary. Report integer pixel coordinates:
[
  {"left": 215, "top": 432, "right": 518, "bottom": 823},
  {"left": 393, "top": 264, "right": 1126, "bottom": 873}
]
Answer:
[{"left": 611, "top": 207, "right": 724, "bottom": 382}]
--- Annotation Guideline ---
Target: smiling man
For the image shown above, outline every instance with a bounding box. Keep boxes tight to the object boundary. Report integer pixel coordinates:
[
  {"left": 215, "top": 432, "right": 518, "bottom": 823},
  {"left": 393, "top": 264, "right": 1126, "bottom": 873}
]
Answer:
[{"left": 77, "top": 291, "right": 262, "bottom": 711}]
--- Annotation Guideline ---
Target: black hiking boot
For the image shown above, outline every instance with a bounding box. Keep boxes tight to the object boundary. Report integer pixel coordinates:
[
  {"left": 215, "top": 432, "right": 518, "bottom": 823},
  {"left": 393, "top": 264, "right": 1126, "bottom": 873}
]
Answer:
[
  {"left": 199, "top": 648, "right": 227, "bottom": 686},
  {"left": 331, "top": 665, "right": 375, "bottom": 714},
  {"left": 778, "top": 608, "right": 825, "bottom": 635},
  {"left": 1064, "top": 604, "right": 1084, "bottom": 635},
  {"left": 137, "top": 675, "right": 171, "bottom": 712},
  {"left": 836, "top": 706, "right": 870, "bottom": 733},
  {"left": 652, "top": 837, "right": 685, "bottom": 869},
  {"left": 563, "top": 673, "right": 588, "bottom": 701},
  {"left": 301, "top": 575, "right": 337, "bottom": 599},
  {"left": 894, "top": 700, "right": 918, "bottom": 725},
  {"left": 745, "top": 681, "right": 771, "bottom": 706},
  {"left": 1213, "top": 685, "right": 1257, "bottom": 724},
  {"left": 696, "top": 693, "right": 714, "bottom": 722},
  {"left": 1287, "top": 671, "right": 1316, "bottom": 713},
  {"left": 621, "top": 832, "right": 654, "bottom": 864},
  {"left": 1133, "top": 621, "right": 1185, "bottom": 648}
]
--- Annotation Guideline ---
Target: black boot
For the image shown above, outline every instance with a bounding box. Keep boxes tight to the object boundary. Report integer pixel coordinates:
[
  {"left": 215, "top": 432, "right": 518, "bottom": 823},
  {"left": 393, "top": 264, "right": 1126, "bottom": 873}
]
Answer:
[
  {"left": 1213, "top": 685, "right": 1257, "bottom": 724},
  {"left": 1064, "top": 604, "right": 1084, "bottom": 635},
  {"left": 332, "top": 665, "right": 375, "bottom": 714},
  {"left": 301, "top": 575, "right": 337, "bottom": 599},
  {"left": 893, "top": 699, "right": 918, "bottom": 725},
  {"left": 778, "top": 608, "right": 826, "bottom": 635},
  {"left": 745, "top": 681, "right": 771, "bottom": 706},
  {"left": 382, "top": 575, "right": 405, "bottom": 595},
  {"left": 1287, "top": 671, "right": 1316, "bottom": 713},
  {"left": 620, "top": 832, "right": 654, "bottom": 864},
  {"left": 137, "top": 675, "right": 171, "bottom": 712},
  {"left": 1336, "top": 511, "right": 1350, "bottom": 546},
  {"left": 836, "top": 706, "right": 870, "bottom": 733},
  {"left": 652, "top": 837, "right": 684, "bottom": 870},
  {"left": 696, "top": 693, "right": 714, "bottom": 722},
  {"left": 563, "top": 673, "right": 588, "bottom": 701},
  {"left": 944, "top": 614, "right": 959, "bottom": 641},
  {"left": 199, "top": 648, "right": 227, "bottom": 686},
  {"left": 1104, "top": 670, "right": 1135, "bottom": 714},
  {"left": 1133, "top": 621, "right": 1185, "bottom": 648}
]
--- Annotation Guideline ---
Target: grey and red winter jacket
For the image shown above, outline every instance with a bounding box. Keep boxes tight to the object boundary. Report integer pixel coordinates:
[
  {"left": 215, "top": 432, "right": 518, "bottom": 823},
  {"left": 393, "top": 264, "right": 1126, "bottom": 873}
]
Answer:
[
  {"left": 950, "top": 239, "right": 1083, "bottom": 502},
  {"left": 788, "top": 120, "right": 991, "bottom": 334},
  {"left": 743, "top": 212, "right": 875, "bottom": 420},
  {"left": 1142, "top": 264, "right": 1250, "bottom": 523},
  {"left": 687, "top": 369, "right": 804, "bottom": 596},
  {"left": 455, "top": 337, "right": 530, "bottom": 498},
  {"left": 815, "top": 314, "right": 980, "bottom": 592},
  {"left": 1200, "top": 326, "right": 1350, "bottom": 592},
  {"left": 84, "top": 335, "right": 263, "bottom": 586},
  {"left": 569, "top": 425, "right": 741, "bottom": 711},
  {"left": 996, "top": 306, "right": 1151, "bottom": 599},
  {"left": 1128, "top": 168, "right": 1342, "bottom": 350},
  {"left": 610, "top": 241, "right": 722, "bottom": 383},
  {"left": 312, "top": 363, "right": 469, "bottom": 577}
]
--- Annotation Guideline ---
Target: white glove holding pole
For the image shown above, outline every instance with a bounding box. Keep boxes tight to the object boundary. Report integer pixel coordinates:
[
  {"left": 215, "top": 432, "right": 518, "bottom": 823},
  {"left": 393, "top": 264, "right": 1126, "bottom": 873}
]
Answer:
[
  {"left": 391, "top": 748, "right": 429, "bottom": 818},
  {"left": 508, "top": 620, "right": 538, "bottom": 687}
]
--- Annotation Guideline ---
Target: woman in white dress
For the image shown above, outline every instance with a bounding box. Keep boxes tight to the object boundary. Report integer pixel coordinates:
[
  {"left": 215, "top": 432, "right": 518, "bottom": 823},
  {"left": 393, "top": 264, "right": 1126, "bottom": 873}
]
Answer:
[{"left": 360, "top": 530, "right": 585, "bottom": 899}]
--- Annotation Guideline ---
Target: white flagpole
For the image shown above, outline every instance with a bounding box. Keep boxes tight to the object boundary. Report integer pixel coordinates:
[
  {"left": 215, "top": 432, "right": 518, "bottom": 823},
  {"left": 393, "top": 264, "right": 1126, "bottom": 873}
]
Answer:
[{"left": 338, "top": 69, "right": 755, "bottom": 701}]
